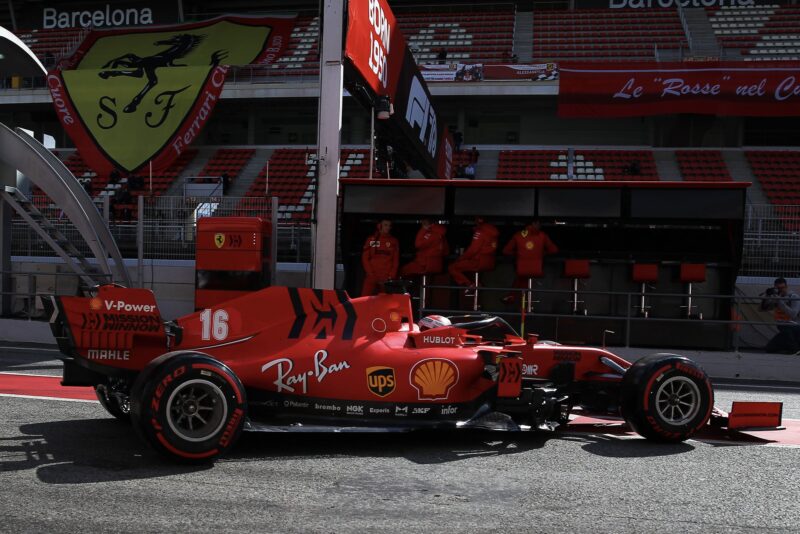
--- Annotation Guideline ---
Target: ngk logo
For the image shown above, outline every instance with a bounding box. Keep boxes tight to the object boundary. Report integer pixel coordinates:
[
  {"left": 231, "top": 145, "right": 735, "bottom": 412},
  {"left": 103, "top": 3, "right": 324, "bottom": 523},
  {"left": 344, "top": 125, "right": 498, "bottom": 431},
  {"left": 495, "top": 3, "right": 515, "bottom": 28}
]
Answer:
[{"left": 103, "top": 300, "right": 156, "bottom": 313}]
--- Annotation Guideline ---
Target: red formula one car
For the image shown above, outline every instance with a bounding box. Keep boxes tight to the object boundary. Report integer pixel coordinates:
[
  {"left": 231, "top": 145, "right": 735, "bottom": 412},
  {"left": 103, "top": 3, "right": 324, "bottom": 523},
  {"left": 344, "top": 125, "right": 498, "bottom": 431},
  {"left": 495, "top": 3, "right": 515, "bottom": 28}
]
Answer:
[{"left": 48, "top": 284, "right": 718, "bottom": 462}]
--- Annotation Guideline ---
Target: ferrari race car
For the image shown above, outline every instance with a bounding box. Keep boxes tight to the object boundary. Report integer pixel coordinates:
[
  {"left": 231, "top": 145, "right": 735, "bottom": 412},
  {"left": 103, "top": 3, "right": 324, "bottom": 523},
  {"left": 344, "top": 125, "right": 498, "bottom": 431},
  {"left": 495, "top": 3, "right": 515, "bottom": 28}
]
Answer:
[{"left": 48, "top": 284, "right": 719, "bottom": 462}]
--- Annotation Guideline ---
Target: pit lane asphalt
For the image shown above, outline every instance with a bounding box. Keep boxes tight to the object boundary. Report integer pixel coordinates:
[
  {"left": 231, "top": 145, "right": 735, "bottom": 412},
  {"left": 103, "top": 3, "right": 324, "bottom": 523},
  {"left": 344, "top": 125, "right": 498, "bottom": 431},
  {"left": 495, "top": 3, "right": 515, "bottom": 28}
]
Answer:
[{"left": 1, "top": 347, "right": 799, "bottom": 533}]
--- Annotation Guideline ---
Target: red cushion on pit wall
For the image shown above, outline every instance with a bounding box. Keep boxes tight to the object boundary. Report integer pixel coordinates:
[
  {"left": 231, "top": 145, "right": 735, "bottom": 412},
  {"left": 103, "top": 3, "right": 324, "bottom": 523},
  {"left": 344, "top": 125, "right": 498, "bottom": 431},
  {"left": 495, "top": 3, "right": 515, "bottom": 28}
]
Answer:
[
  {"left": 680, "top": 263, "right": 706, "bottom": 283},
  {"left": 564, "top": 259, "right": 591, "bottom": 279},
  {"left": 632, "top": 263, "right": 659, "bottom": 283}
]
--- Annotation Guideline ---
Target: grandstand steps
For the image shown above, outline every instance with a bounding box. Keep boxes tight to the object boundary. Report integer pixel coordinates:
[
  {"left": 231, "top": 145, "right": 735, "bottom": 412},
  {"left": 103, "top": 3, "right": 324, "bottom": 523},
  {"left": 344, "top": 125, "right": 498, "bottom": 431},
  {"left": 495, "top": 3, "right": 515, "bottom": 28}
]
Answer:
[
  {"left": 723, "top": 150, "right": 766, "bottom": 203},
  {"left": 514, "top": 11, "right": 534, "bottom": 63},
  {"left": 654, "top": 151, "right": 682, "bottom": 181},
  {"left": 2, "top": 186, "right": 98, "bottom": 286},
  {"left": 228, "top": 149, "right": 274, "bottom": 198},
  {"left": 684, "top": 8, "right": 722, "bottom": 57},
  {"left": 476, "top": 148, "right": 499, "bottom": 180},
  {"left": 164, "top": 147, "right": 216, "bottom": 196}
]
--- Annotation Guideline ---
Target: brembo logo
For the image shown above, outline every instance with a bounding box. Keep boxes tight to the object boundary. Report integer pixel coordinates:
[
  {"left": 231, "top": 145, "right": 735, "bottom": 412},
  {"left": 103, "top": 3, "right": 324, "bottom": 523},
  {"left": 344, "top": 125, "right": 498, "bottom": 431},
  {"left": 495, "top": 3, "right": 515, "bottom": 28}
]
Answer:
[
  {"left": 405, "top": 75, "right": 438, "bottom": 159},
  {"left": 103, "top": 300, "right": 157, "bottom": 313},
  {"left": 43, "top": 5, "right": 154, "bottom": 29}
]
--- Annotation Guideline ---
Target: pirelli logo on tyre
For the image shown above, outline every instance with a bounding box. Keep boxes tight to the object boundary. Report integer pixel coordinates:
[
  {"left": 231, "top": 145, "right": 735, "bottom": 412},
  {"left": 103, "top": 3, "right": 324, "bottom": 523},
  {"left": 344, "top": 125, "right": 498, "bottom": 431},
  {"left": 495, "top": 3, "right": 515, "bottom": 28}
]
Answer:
[{"left": 367, "top": 366, "right": 395, "bottom": 397}]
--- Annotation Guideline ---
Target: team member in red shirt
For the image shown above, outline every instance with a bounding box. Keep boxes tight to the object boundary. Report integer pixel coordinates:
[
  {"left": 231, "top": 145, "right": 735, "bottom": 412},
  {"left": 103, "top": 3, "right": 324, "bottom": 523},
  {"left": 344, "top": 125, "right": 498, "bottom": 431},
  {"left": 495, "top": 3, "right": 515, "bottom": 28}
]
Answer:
[
  {"left": 502, "top": 219, "right": 558, "bottom": 301},
  {"left": 401, "top": 218, "right": 449, "bottom": 277},
  {"left": 361, "top": 219, "right": 399, "bottom": 296},
  {"left": 448, "top": 217, "right": 499, "bottom": 295}
]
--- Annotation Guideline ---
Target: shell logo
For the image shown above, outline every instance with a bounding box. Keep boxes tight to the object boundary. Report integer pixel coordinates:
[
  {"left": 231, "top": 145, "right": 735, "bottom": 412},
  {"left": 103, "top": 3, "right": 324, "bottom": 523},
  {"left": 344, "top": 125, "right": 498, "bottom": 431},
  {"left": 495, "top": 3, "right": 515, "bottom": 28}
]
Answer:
[
  {"left": 89, "top": 297, "right": 102, "bottom": 311},
  {"left": 389, "top": 311, "right": 401, "bottom": 322},
  {"left": 525, "top": 241, "right": 534, "bottom": 250},
  {"left": 410, "top": 358, "right": 459, "bottom": 400}
]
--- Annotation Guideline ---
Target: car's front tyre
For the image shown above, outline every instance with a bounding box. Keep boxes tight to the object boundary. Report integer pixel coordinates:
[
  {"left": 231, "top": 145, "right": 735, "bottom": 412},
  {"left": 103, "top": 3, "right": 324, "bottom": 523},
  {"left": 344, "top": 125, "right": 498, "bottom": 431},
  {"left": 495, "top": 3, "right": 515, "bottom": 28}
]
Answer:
[
  {"left": 620, "top": 354, "right": 713, "bottom": 442},
  {"left": 130, "top": 352, "right": 246, "bottom": 463}
]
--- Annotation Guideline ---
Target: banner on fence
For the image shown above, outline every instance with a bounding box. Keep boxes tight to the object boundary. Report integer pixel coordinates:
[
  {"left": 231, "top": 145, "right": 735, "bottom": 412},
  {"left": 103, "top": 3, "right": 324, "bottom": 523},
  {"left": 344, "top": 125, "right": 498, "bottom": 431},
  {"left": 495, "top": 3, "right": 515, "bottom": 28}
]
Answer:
[
  {"left": 49, "top": 15, "right": 295, "bottom": 176},
  {"left": 419, "top": 63, "right": 559, "bottom": 82},
  {"left": 558, "top": 62, "right": 800, "bottom": 117}
]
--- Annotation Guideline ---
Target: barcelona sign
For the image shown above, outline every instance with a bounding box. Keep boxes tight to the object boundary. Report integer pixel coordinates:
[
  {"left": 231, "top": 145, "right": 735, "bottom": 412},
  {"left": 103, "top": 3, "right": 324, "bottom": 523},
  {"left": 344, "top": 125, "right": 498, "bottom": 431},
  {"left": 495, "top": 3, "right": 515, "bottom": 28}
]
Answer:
[{"left": 48, "top": 15, "right": 295, "bottom": 176}]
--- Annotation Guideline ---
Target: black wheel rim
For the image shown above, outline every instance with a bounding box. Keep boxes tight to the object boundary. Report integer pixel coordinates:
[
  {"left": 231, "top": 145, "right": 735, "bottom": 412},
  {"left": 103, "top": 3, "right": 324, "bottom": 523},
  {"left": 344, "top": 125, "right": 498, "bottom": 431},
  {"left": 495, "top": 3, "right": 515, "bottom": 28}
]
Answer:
[{"left": 165, "top": 379, "right": 227, "bottom": 442}]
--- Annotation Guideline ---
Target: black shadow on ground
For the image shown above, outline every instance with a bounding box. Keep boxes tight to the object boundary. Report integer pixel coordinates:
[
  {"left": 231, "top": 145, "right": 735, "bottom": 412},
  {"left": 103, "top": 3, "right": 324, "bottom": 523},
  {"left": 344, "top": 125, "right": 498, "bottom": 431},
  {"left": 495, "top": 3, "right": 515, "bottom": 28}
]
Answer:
[{"left": 1, "top": 418, "right": 210, "bottom": 483}]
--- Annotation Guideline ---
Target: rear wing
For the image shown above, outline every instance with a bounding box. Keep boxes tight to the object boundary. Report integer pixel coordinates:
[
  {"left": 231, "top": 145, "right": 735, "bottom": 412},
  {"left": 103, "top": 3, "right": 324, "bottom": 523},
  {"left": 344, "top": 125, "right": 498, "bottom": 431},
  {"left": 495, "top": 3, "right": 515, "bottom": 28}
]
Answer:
[{"left": 47, "top": 285, "right": 169, "bottom": 372}]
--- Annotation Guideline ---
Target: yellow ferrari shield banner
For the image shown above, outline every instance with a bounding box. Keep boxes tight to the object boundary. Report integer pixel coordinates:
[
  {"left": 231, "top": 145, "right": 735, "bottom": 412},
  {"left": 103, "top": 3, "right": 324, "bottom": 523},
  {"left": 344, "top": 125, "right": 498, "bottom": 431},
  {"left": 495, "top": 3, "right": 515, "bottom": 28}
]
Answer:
[{"left": 49, "top": 15, "right": 295, "bottom": 175}]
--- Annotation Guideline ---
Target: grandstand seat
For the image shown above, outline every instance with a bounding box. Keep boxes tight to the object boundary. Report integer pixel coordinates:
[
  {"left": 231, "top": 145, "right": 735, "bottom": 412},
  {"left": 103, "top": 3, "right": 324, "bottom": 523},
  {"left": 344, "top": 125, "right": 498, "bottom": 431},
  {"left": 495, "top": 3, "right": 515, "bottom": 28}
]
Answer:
[
  {"left": 709, "top": 5, "right": 800, "bottom": 61},
  {"left": 14, "top": 28, "right": 86, "bottom": 67},
  {"left": 746, "top": 150, "right": 800, "bottom": 230},
  {"left": 632, "top": 263, "right": 659, "bottom": 318},
  {"left": 564, "top": 259, "right": 591, "bottom": 315},
  {"left": 197, "top": 148, "right": 256, "bottom": 187},
  {"left": 398, "top": 6, "right": 515, "bottom": 65},
  {"left": 679, "top": 263, "right": 706, "bottom": 319},
  {"left": 676, "top": 151, "right": 733, "bottom": 182},
  {"left": 532, "top": 9, "right": 688, "bottom": 62},
  {"left": 244, "top": 148, "right": 371, "bottom": 222},
  {"left": 497, "top": 149, "right": 657, "bottom": 181}
]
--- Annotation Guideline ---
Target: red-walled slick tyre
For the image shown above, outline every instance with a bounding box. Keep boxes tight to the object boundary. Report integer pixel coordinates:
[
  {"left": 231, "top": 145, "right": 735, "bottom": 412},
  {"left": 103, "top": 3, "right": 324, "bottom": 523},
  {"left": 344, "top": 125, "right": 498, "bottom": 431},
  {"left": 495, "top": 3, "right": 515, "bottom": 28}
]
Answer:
[
  {"left": 620, "top": 354, "right": 713, "bottom": 443},
  {"left": 130, "top": 352, "right": 247, "bottom": 463}
]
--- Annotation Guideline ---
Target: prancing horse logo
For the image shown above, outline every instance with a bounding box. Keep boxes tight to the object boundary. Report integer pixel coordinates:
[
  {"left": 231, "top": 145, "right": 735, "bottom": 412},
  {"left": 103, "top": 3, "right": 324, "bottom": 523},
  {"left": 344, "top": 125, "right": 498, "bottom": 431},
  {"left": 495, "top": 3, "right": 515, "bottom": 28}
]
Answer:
[
  {"left": 98, "top": 34, "right": 228, "bottom": 113},
  {"left": 214, "top": 233, "right": 225, "bottom": 248}
]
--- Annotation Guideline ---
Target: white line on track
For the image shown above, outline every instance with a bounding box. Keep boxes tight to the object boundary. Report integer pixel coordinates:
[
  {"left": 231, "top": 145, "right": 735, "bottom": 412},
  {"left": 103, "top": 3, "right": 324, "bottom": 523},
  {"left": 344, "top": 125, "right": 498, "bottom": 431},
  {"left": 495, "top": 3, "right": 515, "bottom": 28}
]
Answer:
[
  {"left": 0, "top": 346, "right": 60, "bottom": 352},
  {"left": 0, "top": 371, "right": 60, "bottom": 377},
  {"left": 716, "top": 383, "right": 800, "bottom": 392},
  {"left": 0, "top": 393, "right": 97, "bottom": 403}
]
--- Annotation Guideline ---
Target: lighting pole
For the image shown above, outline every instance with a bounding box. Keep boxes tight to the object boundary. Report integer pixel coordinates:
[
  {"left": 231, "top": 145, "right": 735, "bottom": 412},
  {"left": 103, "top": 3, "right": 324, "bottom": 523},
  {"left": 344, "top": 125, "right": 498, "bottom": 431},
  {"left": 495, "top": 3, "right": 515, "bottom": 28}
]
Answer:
[{"left": 311, "top": 0, "right": 344, "bottom": 289}]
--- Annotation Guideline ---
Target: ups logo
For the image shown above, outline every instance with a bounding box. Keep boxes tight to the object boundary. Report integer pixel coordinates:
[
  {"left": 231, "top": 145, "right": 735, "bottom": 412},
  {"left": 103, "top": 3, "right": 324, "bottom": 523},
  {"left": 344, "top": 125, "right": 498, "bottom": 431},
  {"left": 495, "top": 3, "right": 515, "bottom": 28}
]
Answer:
[{"left": 366, "top": 366, "right": 395, "bottom": 397}]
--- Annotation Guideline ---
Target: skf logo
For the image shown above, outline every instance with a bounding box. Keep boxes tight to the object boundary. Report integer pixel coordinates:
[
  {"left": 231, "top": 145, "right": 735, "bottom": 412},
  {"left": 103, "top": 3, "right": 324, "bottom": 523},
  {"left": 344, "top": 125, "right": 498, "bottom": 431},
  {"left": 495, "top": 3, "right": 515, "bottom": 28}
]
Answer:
[
  {"left": 89, "top": 297, "right": 102, "bottom": 311},
  {"left": 214, "top": 233, "right": 225, "bottom": 248},
  {"left": 367, "top": 366, "right": 395, "bottom": 397},
  {"left": 410, "top": 358, "right": 459, "bottom": 400}
]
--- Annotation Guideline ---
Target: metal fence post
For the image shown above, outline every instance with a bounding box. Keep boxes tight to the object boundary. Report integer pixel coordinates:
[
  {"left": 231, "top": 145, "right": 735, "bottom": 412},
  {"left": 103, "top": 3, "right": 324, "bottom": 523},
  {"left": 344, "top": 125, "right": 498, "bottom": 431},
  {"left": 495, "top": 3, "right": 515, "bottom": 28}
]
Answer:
[
  {"left": 271, "top": 196, "right": 279, "bottom": 286},
  {"left": 625, "top": 293, "right": 631, "bottom": 348},
  {"left": 137, "top": 195, "right": 144, "bottom": 288}
]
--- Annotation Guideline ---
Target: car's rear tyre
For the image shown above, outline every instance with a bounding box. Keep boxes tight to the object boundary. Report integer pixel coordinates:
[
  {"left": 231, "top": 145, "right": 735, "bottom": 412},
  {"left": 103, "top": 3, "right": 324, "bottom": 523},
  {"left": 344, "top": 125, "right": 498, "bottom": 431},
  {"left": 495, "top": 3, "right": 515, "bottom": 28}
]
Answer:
[
  {"left": 130, "top": 352, "right": 246, "bottom": 463},
  {"left": 620, "top": 354, "right": 713, "bottom": 442},
  {"left": 95, "top": 383, "right": 130, "bottom": 421}
]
